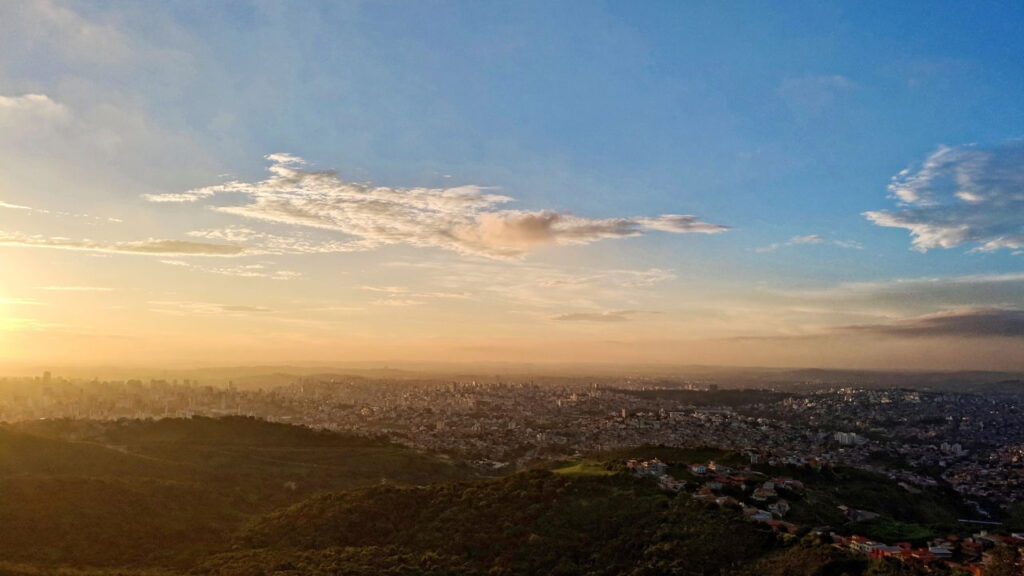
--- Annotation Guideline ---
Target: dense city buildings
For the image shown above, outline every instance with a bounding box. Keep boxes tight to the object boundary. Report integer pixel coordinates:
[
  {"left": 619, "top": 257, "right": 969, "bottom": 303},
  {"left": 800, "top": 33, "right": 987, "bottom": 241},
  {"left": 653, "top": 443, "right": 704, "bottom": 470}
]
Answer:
[{"left": 3, "top": 373, "right": 1023, "bottom": 513}]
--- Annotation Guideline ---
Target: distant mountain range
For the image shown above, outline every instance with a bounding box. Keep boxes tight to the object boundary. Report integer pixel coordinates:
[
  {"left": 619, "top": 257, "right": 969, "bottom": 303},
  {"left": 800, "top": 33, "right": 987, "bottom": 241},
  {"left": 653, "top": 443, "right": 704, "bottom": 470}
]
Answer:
[{"left": 2, "top": 362, "right": 1022, "bottom": 393}]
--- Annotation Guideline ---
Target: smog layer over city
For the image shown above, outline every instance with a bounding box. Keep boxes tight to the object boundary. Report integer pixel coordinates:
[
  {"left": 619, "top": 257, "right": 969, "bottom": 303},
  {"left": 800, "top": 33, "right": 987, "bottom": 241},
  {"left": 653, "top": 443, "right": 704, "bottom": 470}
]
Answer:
[{"left": 1, "top": 2, "right": 1022, "bottom": 575}]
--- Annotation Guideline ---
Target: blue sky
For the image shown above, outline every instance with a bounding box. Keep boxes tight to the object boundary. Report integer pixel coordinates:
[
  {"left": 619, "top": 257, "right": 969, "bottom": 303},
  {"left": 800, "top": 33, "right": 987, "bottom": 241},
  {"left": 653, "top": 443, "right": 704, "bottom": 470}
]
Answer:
[{"left": 0, "top": 1, "right": 1021, "bottom": 369}]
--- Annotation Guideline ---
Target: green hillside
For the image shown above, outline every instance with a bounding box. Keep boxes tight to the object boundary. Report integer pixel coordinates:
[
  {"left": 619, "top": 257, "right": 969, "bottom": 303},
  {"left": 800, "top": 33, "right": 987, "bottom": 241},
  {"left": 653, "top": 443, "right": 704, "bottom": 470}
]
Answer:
[
  {"left": 0, "top": 420, "right": 984, "bottom": 575},
  {"left": 0, "top": 417, "right": 466, "bottom": 569},
  {"left": 199, "top": 470, "right": 779, "bottom": 576}
]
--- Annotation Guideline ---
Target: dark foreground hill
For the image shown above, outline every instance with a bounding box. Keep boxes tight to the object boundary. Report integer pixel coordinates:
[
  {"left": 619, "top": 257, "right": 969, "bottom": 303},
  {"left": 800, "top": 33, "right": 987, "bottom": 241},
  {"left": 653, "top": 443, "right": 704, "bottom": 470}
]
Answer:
[
  {"left": 198, "top": 470, "right": 782, "bottom": 576},
  {"left": 0, "top": 418, "right": 988, "bottom": 576},
  {"left": 0, "top": 417, "right": 466, "bottom": 569}
]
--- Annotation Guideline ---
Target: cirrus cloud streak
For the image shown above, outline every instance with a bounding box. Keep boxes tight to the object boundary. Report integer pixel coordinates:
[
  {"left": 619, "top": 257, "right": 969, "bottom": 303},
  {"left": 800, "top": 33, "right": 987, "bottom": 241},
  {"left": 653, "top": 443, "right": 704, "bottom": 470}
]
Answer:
[
  {"left": 0, "top": 232, "right": 246, "bottom": 256},
  {"left": 756, "top": 234, "right": 862, "bottom": 253},
  {"left": 551, "top": 310, "right": 644, "bottom": 322}
]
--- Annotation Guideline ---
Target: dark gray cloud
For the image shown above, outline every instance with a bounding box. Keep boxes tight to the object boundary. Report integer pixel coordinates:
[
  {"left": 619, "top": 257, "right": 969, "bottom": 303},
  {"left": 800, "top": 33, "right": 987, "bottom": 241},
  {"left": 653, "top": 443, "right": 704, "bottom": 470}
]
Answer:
[{"left": 840, "top": 308, "right": 1024, "bottom": 338}]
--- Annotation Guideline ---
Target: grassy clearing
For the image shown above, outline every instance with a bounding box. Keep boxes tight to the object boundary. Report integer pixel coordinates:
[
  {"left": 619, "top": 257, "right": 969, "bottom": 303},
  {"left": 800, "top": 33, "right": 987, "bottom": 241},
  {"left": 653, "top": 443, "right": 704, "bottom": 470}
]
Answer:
[{"left": 552, "top": 460, "right": 616, "bottom": 477}]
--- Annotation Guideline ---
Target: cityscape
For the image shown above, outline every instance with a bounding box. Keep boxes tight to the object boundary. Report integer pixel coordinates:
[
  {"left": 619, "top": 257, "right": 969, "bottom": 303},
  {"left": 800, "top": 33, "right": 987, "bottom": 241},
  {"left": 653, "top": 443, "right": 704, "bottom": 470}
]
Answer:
[
  {"left": 6, "top": 368, "right": 1024, "bottom": 565},
  {"left": 4, "top": 368, "right": 1024, "bottom": 574},
  {"left": 8, "top": 371, "right": 1024, "bottom": 510}
]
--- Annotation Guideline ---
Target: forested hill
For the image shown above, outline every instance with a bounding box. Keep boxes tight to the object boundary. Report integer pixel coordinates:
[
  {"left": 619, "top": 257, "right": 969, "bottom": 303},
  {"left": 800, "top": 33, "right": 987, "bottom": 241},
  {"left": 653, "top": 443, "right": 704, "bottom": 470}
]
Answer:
[
  {"left": 0, "top": 418, "right": 986, "bottom": 576},
  {"left": 8, "top": 415, "right": 388, "bottom": 447},
  {"left": 0, "top": 417, "right": 466, "bottom": 570},
  {"left": 199, "top": 469, "right": 783, "bottom": 576}
]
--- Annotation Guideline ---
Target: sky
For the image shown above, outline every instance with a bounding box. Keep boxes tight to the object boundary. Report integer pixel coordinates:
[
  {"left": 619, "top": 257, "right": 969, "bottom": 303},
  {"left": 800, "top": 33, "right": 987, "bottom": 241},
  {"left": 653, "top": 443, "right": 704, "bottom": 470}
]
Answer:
[{"left": 0, "top": 0, "right": 1022, "bottom": 370}]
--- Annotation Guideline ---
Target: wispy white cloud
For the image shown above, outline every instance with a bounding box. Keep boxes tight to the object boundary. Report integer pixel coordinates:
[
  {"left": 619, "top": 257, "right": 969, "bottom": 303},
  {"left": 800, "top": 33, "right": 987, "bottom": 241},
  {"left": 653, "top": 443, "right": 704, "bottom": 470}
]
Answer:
[
  {"left": 304, "top": 304, "right": 365, "bottom": 313},
  {"left": 538, "top": 267, "right": 676, "bottom": 288},
  {"left": 0, "top": 297, "right": 46, "bottom": 306},
  {"left": 147, "top": 301, "right": 273, "bottom": 315},
  {"left": 0, "top": 317, "right": 68, "bottom": 331},
  {"left": 550, "top": 310, "right": 644, "bottom": 322},
  {"left": 0, "top": 194, "right": 123, "bottom": 223},
  {"left": 361, "top": 285, "right": 470, "bottom": 302},
  {"left": 793, "top": 234, "right": 827, "bottom": 245},
  {"left": 0, "top": 93, "right": 71, "bottom": 126},
  {"left": 0, "top": 1, "right": 130, "bottom": 65},
  {"left": 756, "top": 234, "right": 862, "bottom": 253},
  {"left": 0, "top": 231, "right": 246, "bottom": 256},
  {"left": 219, "top": 305, "right": 274, "bottom": 313},
  {"left": 361, "top": 286, "right": 409, "bottom": 294},
  {"left": 864, "top": 141, "right": 1024, "bottom": 253},
  {"left": 40, "top": 285, "right": 113, "bottom": 292},
  {"left": 385, "top": 260, "right": 677, "bottom": 312},
  {"left": 0, "top": 200, "right": 33, "bottom": 210},
  {"left": 187, "top": 226, "right": 368, "bottom": 254},
  {"left": 777, "top": 75, "right": 853, "bottom": 116},
  {"left": 146, "top": 154, "right": 727, "bottom": 259},
  {"left": 373, "top": 298, "right": 424, "bottom": 307},
  {"left": 420, "top": 291, "right": 472, "bottom": 299},
  {"left": 158, "top": 259, "right": 300, "bottom": 280}
]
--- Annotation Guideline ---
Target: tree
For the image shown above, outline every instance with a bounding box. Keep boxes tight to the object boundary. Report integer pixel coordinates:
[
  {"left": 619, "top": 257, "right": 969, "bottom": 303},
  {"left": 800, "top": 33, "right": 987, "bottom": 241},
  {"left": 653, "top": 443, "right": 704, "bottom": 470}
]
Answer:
[{"left": 986, "top": 546, "right": 1021, "bottom": 576}]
